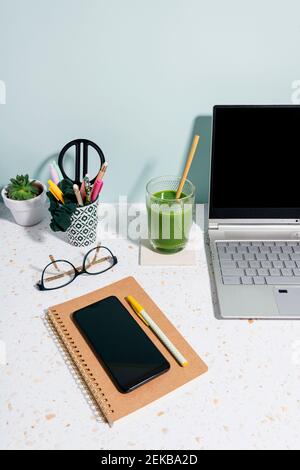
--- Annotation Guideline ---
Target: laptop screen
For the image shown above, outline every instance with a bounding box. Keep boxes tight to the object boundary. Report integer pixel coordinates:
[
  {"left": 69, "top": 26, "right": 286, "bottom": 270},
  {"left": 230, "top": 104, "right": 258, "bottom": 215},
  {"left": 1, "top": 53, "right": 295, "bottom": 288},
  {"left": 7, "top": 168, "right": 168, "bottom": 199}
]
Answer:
[{"left": 209, "top": 105, "right": 300, "bottom": 219}]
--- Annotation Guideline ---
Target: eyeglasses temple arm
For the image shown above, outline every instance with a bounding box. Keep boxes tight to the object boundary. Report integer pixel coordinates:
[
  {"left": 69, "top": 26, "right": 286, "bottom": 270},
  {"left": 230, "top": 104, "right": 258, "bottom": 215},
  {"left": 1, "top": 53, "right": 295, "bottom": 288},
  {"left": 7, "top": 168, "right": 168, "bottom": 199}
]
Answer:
[
  {"left": 49, "top": 255, "right": 60, "bottom": 271},
  {"left": 91, "top": 245, "right": 101, "bottom": 265},
  {"left": 44, "top": 256, "right": 111, "bottom": 283}
]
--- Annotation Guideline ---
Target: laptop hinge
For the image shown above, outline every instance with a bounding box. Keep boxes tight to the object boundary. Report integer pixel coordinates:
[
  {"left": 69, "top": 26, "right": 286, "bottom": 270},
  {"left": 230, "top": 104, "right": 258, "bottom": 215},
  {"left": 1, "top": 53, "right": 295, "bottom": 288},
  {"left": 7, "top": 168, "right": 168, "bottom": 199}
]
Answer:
[{"left": 209, "top": 222, "right": 219, "bottom": 230}]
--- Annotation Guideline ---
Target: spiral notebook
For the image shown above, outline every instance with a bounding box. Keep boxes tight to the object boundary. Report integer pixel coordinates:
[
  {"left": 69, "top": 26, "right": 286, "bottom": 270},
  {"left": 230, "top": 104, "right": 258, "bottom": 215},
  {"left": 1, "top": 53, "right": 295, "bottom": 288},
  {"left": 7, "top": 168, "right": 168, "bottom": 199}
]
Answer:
[{"left": 47, "top": 276, "right": 208, "bottom": 425}]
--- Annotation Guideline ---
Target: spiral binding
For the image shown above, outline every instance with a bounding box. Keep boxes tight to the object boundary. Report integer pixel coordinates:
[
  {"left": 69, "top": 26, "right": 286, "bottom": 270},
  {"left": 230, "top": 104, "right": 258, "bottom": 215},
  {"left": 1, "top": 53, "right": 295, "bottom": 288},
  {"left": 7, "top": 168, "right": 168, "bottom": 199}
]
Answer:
[
  {"left": 47, "top": 309, "right": 114, "bottom": 426},
  {"left": 45, "top": 316, "right": 107, "bottom": 425}
]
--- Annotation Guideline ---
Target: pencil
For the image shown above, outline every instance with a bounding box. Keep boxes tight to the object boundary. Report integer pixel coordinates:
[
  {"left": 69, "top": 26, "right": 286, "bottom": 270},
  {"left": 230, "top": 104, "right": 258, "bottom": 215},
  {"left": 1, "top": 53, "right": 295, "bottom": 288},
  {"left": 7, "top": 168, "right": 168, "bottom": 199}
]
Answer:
[
  {"left": 84, "top": 174, "right": 91, "bottom": 204},
  {"left": 95, "top": 162, "right": 108, "bottom": 182},
  {"left": 73, "top": 184, "right": 84, "bottom": 206}
]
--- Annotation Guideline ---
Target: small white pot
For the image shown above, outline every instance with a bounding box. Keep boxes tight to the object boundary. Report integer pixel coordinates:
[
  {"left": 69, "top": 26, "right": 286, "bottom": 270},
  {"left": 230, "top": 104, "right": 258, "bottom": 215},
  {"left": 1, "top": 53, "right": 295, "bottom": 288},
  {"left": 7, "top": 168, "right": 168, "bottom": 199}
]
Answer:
[{"left": 1, "top": 181, "right": 47, "bottom": 226}]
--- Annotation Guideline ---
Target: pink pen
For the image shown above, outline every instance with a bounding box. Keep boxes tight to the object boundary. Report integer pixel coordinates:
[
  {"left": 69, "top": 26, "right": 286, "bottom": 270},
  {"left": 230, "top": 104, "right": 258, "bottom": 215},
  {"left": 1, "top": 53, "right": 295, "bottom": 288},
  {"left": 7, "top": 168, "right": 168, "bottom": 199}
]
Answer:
[
  {"left": 49, "top": 164, "right": 59, "bottom": 185},
  {"left": 91, "top": 178, "right": 103, "bottom": 202}
]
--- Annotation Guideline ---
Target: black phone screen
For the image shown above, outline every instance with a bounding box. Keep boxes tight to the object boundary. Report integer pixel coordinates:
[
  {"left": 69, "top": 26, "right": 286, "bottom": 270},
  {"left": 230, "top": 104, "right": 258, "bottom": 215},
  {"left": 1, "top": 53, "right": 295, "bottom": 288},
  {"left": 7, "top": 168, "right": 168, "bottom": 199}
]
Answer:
[{"left": 72, "top": 296, "right": 170, "bottom": 393}]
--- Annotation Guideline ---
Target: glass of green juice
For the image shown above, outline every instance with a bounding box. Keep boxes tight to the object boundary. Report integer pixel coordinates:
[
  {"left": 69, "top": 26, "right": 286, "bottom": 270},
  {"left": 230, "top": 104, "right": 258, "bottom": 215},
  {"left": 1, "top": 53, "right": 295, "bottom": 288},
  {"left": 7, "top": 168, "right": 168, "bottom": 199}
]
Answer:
[{"left": 146, "top": 176, "right": 195, "bottom": 253}]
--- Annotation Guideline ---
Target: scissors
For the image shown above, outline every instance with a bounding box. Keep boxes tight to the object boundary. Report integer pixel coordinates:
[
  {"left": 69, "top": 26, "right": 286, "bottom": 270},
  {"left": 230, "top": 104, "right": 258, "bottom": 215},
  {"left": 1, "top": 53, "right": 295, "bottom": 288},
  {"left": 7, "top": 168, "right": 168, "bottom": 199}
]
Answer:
[{"left": 58, "top": 138, "right": 106, "bottom": 186}]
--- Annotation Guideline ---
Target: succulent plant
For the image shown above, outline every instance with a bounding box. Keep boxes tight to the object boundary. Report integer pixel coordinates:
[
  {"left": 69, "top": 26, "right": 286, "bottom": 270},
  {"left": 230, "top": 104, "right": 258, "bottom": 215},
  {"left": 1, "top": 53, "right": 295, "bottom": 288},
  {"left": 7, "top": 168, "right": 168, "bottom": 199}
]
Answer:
[{"left": 7, "top": 174, "right": 40, "bottom": 201}]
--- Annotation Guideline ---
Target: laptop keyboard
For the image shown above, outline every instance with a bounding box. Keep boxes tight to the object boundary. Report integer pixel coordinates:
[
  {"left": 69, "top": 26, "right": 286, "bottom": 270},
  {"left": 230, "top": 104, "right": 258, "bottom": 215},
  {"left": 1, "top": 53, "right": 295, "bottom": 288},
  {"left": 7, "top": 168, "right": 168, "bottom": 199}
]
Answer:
[{"left": 216, "top": 241, "right": 300, "bottom": 285}]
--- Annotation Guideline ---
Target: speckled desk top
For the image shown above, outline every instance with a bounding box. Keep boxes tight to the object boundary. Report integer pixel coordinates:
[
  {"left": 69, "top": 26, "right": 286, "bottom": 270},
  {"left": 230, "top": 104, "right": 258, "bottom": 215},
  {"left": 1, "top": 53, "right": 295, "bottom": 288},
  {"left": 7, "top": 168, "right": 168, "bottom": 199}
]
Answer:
[{"left": 1, "top": 203, "right": 300, "bottom": 450}]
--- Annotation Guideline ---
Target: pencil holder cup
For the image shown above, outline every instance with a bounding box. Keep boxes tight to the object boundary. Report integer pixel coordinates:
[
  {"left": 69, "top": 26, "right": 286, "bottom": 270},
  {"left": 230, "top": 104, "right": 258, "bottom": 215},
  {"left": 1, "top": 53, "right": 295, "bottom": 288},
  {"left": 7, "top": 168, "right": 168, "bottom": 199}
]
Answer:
[{"left": 66, "top": 200, "right": 99, "bottom": 247}]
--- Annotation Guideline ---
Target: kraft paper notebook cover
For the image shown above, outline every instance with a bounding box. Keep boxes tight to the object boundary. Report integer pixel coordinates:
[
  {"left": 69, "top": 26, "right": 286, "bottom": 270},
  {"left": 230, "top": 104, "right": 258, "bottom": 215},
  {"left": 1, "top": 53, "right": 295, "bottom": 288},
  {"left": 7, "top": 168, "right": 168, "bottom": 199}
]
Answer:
[{"left": 47, "top": 276, "right": 208, "bottom": 424}]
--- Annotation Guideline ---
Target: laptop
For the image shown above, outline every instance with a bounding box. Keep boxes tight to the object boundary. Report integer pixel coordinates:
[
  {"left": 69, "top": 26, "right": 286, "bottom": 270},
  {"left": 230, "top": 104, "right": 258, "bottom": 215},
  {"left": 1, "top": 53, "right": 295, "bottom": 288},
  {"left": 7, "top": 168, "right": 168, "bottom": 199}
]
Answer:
[{"left": 208, "top": 105, "right": 300, "bottom": 318}]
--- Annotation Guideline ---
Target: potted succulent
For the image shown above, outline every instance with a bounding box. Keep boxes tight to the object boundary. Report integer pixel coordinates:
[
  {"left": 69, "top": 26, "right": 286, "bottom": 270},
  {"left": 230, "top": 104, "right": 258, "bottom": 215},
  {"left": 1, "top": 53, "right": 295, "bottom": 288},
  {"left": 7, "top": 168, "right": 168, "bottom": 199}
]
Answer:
[{"left": 1, "top": 174, "right": 47, "bottom": 226}]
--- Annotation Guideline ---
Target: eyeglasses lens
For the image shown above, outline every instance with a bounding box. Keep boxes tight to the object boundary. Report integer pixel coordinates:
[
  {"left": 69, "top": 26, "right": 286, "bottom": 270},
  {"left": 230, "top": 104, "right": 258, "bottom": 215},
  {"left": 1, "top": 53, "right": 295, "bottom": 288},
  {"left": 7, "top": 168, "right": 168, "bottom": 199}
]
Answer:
[
  {"left": 43, "top": 261, "right": 76, "bottom": 289},
  {"left": 84, "top": 247, "right": 114, "bottom": 274}
]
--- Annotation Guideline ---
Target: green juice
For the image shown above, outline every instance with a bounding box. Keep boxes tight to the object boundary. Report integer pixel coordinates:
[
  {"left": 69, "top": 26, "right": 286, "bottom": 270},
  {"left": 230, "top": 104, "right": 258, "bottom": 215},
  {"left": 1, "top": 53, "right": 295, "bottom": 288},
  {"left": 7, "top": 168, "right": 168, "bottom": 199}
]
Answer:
[{"left": 147, "top": 190, "right": 193, "bottom": 252}]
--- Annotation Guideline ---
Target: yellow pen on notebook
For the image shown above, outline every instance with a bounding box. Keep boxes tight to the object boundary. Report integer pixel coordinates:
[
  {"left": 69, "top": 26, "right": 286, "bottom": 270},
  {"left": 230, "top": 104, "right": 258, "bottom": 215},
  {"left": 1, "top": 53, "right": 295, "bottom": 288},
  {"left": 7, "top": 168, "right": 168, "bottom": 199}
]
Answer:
[
  {"left": 126, "top": 296, "right": 188, "bottom": 367},
  {"left": 48, "top": 179, "right": 64, "bottom": 204}
]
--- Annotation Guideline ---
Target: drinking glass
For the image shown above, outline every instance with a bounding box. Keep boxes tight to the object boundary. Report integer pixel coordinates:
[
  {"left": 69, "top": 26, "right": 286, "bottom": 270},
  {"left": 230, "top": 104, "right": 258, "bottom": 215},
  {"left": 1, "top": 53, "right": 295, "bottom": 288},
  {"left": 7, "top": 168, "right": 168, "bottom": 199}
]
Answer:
[{"left": 146, "top": 176, "right": 195, "bottom": 253}]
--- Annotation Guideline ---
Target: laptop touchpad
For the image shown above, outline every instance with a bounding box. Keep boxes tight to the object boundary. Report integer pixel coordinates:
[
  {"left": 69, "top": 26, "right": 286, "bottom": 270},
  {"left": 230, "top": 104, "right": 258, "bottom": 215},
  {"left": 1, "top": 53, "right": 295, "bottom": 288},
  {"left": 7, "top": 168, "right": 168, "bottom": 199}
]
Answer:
[{"left": 274, "top": 287, "right": 300, "bottom": 316}]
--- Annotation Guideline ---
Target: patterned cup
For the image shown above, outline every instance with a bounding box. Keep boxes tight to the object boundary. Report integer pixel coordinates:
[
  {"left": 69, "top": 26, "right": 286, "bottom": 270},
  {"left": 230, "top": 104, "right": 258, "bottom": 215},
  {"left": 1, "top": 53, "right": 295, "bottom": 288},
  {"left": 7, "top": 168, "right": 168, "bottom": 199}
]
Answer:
[{"left": 66, "top": 200, "right": 99, "bottom": 247}]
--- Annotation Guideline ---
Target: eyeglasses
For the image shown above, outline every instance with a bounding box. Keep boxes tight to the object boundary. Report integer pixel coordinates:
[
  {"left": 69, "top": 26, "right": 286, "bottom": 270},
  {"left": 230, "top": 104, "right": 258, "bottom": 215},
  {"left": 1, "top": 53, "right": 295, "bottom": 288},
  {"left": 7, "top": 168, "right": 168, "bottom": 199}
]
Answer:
[{"left": 36, "top": 245, "right": 117, "bottom": 291}]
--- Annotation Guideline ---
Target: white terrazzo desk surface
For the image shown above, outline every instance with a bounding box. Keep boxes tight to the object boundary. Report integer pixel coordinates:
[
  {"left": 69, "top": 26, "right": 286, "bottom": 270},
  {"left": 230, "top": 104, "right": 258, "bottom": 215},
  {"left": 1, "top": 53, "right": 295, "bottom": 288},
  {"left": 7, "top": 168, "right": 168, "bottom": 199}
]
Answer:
[{"left": 1, "top": 203, "right": 300, "bottom": 450}]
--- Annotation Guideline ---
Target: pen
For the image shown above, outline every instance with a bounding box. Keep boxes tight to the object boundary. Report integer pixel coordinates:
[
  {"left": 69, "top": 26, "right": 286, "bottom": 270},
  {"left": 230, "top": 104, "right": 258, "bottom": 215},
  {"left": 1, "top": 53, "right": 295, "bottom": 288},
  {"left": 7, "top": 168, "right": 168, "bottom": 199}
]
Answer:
[
  {"left": 91, "top": 162, "right": 108, "bottom": 202},
  {"left": 126, "top": 296, "right": 189, "bottom": 367},
  {"left": 52, "top": 161, "right": 63, "bottom": 181},
  {"left": 84, "top": 174, "right": 91, "bottom": 204},
  {"left": 49, "top": 187, "right": 60, "bottom": 202},
  {"left": 73, "top": 184, "right": 84, "bottom": 206},
  {"left": 91, "top": 179, "right": 103, "bottom": 202},
  {"left": 49, "top": 164, "right": 59, "bottom": 185},
  {"left": 48, "top": 179, "right": 64, "bottom": 204}
]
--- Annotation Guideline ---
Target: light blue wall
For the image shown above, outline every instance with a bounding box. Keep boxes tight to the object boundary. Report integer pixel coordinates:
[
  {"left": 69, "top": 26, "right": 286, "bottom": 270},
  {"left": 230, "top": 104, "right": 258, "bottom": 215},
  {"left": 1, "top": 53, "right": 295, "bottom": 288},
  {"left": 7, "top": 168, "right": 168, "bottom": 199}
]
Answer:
[{"left": 1, "top": 0, "right": 299, "bottom": 202}]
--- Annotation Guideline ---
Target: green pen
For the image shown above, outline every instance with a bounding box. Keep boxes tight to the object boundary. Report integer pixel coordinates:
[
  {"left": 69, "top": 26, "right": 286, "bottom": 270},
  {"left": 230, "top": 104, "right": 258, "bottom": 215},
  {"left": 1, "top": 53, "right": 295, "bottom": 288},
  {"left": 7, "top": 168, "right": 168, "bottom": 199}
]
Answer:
[
  {"left": 84, "top": 174, "right": 91, "bottom": 204},
  {"left": 52, "top": 160, "right": 63, "bottom": 181}
]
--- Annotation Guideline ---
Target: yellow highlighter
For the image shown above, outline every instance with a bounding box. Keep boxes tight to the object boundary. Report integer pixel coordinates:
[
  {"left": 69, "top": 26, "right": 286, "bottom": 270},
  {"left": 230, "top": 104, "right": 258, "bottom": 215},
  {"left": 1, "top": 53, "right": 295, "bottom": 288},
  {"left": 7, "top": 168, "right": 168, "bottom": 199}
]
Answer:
[
  {"left": 48, "top": 179, "right": 64, "bottom": 204},
  {"left": 126, "top": 295, "right": 188, "bottom": 367}
]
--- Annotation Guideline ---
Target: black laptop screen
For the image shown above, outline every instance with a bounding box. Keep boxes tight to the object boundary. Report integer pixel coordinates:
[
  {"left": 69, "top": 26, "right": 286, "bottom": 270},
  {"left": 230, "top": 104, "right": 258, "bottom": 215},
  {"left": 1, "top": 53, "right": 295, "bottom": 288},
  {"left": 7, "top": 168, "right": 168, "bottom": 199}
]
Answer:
[{"left": 209, "top": 106, "right": 300, "bottom": 219}]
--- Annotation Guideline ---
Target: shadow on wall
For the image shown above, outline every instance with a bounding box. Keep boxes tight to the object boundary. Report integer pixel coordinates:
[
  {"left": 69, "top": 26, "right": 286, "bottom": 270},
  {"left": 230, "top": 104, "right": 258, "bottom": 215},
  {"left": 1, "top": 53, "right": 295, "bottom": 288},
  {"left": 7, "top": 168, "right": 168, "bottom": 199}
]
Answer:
[
  {"left": 128, "top": 160, "right": 158, "bottom": 202},
  {"left": 35, "top": 150, "right": 79, "bottom": 184},
  {"left": 34, "top": 153, "right": 59, "bottom": 185},
  {"left": 183, "top": 115, "right": 212, "bottom": 204}
]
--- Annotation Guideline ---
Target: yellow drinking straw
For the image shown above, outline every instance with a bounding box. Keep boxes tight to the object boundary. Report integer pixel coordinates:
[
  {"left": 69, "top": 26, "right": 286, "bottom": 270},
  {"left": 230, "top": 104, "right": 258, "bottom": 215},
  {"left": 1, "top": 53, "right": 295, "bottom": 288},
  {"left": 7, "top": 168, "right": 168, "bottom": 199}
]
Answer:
[{"left": 175, "top": 135, "right": 200, "bottom": 199}]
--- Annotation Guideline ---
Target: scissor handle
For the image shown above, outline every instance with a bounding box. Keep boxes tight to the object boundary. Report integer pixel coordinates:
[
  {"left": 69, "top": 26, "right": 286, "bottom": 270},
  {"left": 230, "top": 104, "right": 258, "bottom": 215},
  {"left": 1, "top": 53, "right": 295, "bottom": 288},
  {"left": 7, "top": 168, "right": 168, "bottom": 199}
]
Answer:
[{"left": 58, "top": 139, "right": 105, "bottom": 185}]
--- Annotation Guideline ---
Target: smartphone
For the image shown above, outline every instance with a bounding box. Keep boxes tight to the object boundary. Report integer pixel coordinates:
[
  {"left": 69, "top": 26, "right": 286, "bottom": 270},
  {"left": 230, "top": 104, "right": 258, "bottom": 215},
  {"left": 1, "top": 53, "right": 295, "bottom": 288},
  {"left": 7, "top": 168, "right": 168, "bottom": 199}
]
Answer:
[{"left": 73, "top": 296, "right": 170, "bottom": 393}]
